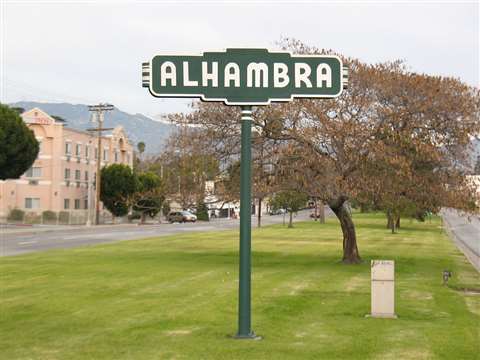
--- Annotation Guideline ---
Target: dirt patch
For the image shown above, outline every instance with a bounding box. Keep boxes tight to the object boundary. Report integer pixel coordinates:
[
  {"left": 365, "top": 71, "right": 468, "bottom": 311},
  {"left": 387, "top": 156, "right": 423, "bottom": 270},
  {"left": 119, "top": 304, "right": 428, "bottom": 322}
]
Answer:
[
  {"left": 464, "top": 297, "right": 480, "bottom": 316},
  {"left": 375, "top": 348, "right": 433, "bottom": 360},
  {"left": 345, "top": 275, "right": 367, "bottom": 292},
  {"left": 449, "top": 286, "right": 480, "bottom": 295},
  {"left": 405, "top": 290, "right": 433, "bottom": 301},
  {"left": 164, "top": 327, "right": 200, "bottom": 336},
  {"left": 289, "top": 281, "right": 310, "bottom": 295}
]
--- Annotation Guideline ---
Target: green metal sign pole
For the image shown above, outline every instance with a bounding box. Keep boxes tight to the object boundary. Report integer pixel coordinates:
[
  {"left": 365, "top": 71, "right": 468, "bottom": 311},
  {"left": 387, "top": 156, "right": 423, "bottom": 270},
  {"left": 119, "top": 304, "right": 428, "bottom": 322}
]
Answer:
[{"left": 236, "top": 105, "right": 258, "bottom": 339}]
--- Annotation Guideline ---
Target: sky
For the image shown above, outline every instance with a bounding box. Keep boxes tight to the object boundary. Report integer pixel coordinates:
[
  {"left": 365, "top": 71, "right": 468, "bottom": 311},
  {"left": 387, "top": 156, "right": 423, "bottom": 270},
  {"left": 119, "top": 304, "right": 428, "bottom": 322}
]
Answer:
[{"left": 1, "top": 0, "right": 479, "bottom": 118}]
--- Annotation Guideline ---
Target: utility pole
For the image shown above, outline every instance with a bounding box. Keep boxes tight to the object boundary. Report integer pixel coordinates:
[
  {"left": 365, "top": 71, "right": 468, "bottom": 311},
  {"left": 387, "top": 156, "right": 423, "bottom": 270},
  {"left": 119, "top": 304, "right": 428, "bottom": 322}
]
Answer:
[
  {"left": 87, "top": 103, "right": 114, "bottom": 225},
  {"left": 86, "top": 139, "right": 93, "bottom": 226}
]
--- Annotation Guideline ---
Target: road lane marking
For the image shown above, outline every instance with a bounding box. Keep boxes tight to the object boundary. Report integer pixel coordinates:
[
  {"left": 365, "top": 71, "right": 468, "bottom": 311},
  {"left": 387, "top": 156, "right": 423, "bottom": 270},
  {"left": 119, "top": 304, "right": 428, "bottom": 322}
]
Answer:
[{"left": 18, "top": 241, "right": 38, "bottom": 246}]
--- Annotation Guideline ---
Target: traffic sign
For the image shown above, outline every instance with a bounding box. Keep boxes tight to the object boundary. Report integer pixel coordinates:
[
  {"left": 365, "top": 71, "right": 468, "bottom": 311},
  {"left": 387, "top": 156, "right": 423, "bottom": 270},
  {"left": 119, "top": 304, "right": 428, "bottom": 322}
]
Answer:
[
  {"left": 142, "top": 48, "right": 347, "bottom": 105},
  {"left": 142, "top": 48, "right": 347, "bottom": 340}
]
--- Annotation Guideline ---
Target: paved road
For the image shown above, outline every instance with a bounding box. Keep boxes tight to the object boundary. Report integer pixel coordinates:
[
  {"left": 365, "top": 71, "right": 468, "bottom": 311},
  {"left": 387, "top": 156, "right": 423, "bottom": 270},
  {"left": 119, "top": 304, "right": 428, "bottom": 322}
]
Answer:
[
  {"left": 441, "top": 208, "right": 480, "bottom": 272},
  {"left": 1, "top": 209, "right": 323, "bottom": 257}
]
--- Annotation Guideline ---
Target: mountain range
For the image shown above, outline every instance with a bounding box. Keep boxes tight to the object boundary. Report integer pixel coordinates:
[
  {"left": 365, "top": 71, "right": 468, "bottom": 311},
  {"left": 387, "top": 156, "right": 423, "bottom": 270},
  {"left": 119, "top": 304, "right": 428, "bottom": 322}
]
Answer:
[{"left": 9, "top": 101, "right": 176, "bottom": 154}]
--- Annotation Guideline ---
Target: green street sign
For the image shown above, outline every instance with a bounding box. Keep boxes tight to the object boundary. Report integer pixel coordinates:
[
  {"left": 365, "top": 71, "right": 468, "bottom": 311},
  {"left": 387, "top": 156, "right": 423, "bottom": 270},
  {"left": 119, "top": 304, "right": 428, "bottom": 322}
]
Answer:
[
  {"left": 142, "top": 48, "right": 348, "bottom": 340},
  {"left": 142, "top": 48, "right": 348, "bottom": 105}
]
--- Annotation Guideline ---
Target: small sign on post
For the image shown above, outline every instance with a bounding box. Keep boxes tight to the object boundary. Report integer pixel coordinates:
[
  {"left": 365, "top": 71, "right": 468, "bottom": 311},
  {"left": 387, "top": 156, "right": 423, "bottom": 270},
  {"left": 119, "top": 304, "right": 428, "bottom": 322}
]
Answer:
[{"left": 370, "top": 260, "right": 397, "bottom": 318}]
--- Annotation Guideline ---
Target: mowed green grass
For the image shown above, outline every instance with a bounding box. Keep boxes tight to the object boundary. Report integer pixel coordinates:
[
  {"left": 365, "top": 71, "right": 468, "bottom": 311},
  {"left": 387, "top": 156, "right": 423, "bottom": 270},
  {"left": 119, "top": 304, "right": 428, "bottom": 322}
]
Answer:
[{"left": 1, "top": 213, "right": 479, "bottom": 360}]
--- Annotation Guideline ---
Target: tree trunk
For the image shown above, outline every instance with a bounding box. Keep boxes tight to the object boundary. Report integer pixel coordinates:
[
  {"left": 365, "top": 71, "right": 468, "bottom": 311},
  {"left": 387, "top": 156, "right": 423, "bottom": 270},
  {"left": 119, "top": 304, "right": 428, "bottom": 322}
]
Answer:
[
  {"left": 257, "top": 198, "right": 262, "bottom": 228},
  {"left": 319, "top": 200, "right": 325, "bottom": 224},
  {"left": 395, "top": 216, "right": 400, "bottom": 229},
  {"left": 314, "top": 198, "right": 318, "bottom": 221},
  {"left": 288, "top": 211, "right": 293, "bottom": 228},
  {"left": 389, "top": 211, "right": 397, "bottom": 234},
  {"left": 329, "top": 197, "right": 361, "bottom": 264},
  {"left": 387, "top": 211, "right": 393, "bottom": 229},
  {"left": 140, "top": 212, "right": 146, "bottom": 224},
  {"left": 283, "top": 212, "right": 286, "bottom": 226}
]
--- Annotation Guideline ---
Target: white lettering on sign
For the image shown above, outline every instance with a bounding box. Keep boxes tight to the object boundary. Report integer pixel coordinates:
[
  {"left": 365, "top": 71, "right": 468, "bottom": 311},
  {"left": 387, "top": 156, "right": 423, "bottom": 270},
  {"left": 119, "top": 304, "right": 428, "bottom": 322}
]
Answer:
[
  {"left": 157, "top": 61, "right": 334, "bottom": 90},
  {"left": 183, "top": 62, "right": 198, "bottom": 87},
  {"left": 202, "top": 61, "right": 218, "bottom": 87},
  {"left": 160, "top": 61, "right": 176, "bottom": 86},
  {"left": 247, "top": 62, "right": 269, "bottom": 88},
  {"left": 224, "top": 62, "right": 240, "bottom": 88},
  {"left": 295, "top": 63, "right": 313, "bottom": 88},
  {"left": 273, "top": 63, "right": 289, "bottom": 88},
  {"left": 317, "top": 64, "right": 332, "bottom": 88}
]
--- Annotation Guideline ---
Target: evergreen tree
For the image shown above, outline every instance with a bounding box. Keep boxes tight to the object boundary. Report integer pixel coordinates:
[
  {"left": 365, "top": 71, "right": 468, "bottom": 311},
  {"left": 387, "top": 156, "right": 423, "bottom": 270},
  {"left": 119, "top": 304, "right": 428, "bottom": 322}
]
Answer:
[
  {"left": 100, "top": 164, "right": 136, "bottom": 217},
  {"left": 270, "top": 190, "right": 308, "bottom": 228},
  {"left": 196, "top": 200, "right": 209, "bottom": 221},
  {"left": 0, "top": 104, "right": 39, "bottom": 180},
  {"left": 133, "top": 172, "right": 165, "bottom": 223}
]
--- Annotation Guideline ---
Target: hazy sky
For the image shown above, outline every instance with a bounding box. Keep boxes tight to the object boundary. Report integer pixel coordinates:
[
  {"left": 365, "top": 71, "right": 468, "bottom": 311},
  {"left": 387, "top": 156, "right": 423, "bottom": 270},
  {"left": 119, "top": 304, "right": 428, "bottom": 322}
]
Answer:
[{"left": 2, "top": 1, "right": 479, "bottom": 117}]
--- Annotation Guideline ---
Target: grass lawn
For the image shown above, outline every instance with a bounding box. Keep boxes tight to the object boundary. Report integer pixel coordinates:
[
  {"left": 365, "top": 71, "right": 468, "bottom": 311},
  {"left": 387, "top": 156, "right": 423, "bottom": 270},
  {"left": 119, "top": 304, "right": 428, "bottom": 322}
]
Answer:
[{"left": 1, "top": 213, "right": 479, "bottom": 359}]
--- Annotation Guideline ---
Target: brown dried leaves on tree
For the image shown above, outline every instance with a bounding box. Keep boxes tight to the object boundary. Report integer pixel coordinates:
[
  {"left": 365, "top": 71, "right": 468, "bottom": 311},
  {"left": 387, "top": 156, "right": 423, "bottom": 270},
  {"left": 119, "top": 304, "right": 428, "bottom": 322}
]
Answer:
[{"left": 165, "top": 38, "right": 480, "bottom": 264}]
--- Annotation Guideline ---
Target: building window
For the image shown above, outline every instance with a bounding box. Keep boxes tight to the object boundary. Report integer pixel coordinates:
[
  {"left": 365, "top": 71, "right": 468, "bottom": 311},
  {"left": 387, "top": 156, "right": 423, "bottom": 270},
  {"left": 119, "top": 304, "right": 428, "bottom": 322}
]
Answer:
[
  {"left": 64, "top": 199, "right": 70, "bottom": 209},
  {"left": 95, "top": 147, "right": 98, "bottom": 160},
  {"left": 103, "top": 149, "right": 108, "bottom": 161},
  {"left": 25, "top": 198, "right": 40, "bottom": 209},
  {"left": 127, "top": 153, "right": 130, "bottom": 164},
  {"left": 74, "top": 199, "right": 81, "bottom": 209},
  {"left": 65, "top": 142, "right": 72, "bottom": 155},
  {"left": 25, "top": 167, "right": 42, "bottom": 178},
  {"left": 38, "top": 140, "right": 42, "bottom": 154},
  {"left": 64, "top": 168, "right": 71, "bottom": 179},
  {"left": 114, "top": 151, "right": 118, "bottom": 163},
  {"left": 85, "top": 171, "right": 89, "bottom": 181},
  {"left": 85, "top": 145, "right": 89, "bottom": 159},
  {"left": 76, "top": 144, "right": 81, "bottom": 156},
  {"left": 75, "top": 170, "right": 81, "bottom": 180},
  {"left": 84, "top": 199, "right": 88, "bottom": 209}
]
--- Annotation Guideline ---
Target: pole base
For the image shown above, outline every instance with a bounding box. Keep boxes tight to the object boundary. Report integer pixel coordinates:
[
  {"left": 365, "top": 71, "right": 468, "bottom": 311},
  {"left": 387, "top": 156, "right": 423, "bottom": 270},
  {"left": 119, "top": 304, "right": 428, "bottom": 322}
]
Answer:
[{"left": 231, "top": 332, "right": 263, "bottom": 340}]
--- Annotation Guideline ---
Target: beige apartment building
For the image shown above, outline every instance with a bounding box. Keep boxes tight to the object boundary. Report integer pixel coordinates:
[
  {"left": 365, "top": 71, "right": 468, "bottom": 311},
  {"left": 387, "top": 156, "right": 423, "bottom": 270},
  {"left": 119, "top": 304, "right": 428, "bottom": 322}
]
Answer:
[{"left": 0, "top": 108, "right": 134, "bottom": 224}]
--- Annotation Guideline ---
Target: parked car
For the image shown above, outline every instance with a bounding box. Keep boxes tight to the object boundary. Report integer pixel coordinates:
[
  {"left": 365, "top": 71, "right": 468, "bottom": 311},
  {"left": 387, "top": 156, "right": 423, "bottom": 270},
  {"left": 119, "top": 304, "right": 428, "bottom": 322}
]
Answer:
[
  {"left": 269, "top": 208, "right": 287, "bottom": 215},
  {"left": 167, "top": 211, "right": 197, "bottom": 223}
]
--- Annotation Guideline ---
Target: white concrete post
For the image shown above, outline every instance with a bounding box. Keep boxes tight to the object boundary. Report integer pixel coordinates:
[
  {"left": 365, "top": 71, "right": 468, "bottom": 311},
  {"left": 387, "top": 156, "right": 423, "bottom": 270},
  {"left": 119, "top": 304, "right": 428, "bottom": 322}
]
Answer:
[{"left": 370, "top": 260, "right": 397, "bottom": 318}]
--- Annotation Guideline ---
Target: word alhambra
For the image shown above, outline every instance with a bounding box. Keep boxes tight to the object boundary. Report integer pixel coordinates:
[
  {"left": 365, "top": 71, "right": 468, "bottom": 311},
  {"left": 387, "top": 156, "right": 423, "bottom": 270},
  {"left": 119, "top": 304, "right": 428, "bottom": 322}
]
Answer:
[{"left": 158, "top": 61, "right": 333, "bottom": 89}]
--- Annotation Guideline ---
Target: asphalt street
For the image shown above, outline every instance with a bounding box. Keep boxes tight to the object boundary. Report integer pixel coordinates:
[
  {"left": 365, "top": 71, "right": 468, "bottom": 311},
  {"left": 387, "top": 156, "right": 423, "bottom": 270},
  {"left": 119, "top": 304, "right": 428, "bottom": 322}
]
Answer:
[
  {"left": 441, "top": 208, "right": 480, "bottom": 271},
  {"left": 1, "top": 209, "right": 323, "bottom": 257}
]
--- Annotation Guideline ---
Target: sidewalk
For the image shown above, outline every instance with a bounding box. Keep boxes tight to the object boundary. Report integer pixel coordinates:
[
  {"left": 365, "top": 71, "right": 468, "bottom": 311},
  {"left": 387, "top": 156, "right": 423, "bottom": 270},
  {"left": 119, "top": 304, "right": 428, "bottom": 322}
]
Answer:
[
  {"left": 441, "top": 209, "right": 480, "bottom": 273},
  {"left": 0, "top": 222, "right": 148, "bottom": 235}
]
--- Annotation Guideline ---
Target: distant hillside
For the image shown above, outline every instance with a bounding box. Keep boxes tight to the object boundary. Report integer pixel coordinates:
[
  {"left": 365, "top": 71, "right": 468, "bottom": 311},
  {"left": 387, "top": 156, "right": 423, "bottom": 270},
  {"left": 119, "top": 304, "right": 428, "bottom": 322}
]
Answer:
[{"left": 10, "top": 101, "right": 176, "bottom": 154}]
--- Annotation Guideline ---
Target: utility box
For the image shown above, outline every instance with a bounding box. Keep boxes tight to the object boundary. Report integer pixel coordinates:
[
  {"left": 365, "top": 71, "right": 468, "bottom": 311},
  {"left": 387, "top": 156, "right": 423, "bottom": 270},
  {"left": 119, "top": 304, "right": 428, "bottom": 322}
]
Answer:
[{"left": 370, "top": 260, "right": 397, "bottom": 318}]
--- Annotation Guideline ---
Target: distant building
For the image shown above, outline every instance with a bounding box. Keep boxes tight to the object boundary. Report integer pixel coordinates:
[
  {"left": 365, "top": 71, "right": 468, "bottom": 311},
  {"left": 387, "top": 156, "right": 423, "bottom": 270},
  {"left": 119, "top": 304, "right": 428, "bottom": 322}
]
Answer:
[
  {"left": 0, "top": 108, "right": 134, "bottom": 223},
  {"left": 203, "top": 180, "right": 269, "bottom": 219}
]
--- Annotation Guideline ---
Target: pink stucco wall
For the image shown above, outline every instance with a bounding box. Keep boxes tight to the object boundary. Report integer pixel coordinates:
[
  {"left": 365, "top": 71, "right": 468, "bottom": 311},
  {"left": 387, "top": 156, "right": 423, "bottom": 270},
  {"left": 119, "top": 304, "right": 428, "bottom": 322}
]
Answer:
[{"left": 0, "top": 108, "right": 134, "bottom": 221}]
